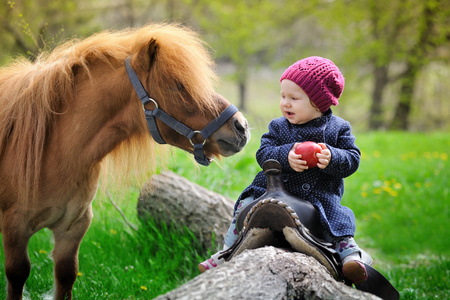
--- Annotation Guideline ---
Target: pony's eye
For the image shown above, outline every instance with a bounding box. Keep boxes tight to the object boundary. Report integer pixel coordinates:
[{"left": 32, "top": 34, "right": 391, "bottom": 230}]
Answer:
[
  {"left": 176, "top": 81, "right": 185, "bottom": 91},
  {"left": 168, "top": 81, "right": 185, "bottom": 92}
]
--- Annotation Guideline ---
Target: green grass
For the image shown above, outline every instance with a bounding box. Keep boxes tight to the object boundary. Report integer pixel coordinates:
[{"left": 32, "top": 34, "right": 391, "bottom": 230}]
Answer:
[{"left": 1, "top": 131, "right": 449, "bottom": 299}]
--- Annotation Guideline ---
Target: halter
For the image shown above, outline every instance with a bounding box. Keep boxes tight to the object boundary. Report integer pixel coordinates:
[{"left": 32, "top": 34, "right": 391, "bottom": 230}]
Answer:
[{"left": 125, "top": 56, "right": 238, "bottom": 166}]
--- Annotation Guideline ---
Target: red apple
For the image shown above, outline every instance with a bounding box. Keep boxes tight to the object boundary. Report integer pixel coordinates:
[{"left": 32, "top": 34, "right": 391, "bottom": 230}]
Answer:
[{"left": 294, "top": 141, "right": 322, "bottom": 168}]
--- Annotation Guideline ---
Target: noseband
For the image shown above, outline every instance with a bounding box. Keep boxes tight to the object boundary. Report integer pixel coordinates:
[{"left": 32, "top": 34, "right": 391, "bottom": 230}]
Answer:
[{"left": 125, "top": 56, "right": 238, "bottom": 166}]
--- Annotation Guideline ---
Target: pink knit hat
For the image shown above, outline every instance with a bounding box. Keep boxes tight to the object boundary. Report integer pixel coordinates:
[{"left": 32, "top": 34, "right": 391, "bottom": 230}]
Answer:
[{"left": 280, "top": 56, "right": 345, "bottom": 112}]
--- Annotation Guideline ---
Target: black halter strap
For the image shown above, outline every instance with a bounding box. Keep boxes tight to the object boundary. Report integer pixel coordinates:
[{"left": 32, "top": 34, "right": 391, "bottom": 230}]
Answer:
[{"left": 125, "top": 56, "right": 238, "bottom": 166}]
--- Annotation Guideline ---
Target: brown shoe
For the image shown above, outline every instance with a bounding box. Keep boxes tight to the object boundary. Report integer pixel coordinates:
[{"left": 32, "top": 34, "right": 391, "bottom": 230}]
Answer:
[{"left": 342, "top": 260, "right": 368, "bottom": 285}]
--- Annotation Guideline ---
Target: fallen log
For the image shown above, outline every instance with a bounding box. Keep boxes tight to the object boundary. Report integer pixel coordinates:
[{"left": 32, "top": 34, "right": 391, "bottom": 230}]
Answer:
[
  {"left": 154, "top": 246, "right": 381, "bottom": 300},
  {"left": 137, "top": 171, "right": 234, "bottom": 249}
]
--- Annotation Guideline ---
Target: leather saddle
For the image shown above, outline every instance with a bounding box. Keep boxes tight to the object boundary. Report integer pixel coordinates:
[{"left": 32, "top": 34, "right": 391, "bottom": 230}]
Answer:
[{"left": 220, "top": 159, "right": 399, "bottom": 300}]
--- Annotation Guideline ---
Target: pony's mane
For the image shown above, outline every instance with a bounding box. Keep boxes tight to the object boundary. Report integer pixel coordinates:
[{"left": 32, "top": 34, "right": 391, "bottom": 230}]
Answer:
[{"left": 0, "top": 23, "right": 219, "bottom": 199}]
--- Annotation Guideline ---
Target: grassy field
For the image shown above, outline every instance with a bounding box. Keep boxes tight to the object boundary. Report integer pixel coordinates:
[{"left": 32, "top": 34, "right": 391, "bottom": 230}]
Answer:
[{"left": 0, "top": 131, "right": 449, "bottom": 299}]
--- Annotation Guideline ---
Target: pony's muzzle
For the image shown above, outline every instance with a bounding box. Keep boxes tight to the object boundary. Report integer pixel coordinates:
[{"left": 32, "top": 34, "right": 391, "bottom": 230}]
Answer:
[{"left": 216, "top": 113, "right": 250, "bottom": 157}]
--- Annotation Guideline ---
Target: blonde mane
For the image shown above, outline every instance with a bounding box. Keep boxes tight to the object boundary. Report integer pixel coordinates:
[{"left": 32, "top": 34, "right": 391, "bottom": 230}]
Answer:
[{"left": 0, "top": 23, "right": 219, "bottom": 198}]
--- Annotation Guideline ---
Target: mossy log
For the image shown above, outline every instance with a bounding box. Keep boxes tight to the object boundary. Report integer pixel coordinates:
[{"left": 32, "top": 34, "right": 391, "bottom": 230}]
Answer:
[{"left": 137, "top": 171, "right": 234, "bottom": 249}]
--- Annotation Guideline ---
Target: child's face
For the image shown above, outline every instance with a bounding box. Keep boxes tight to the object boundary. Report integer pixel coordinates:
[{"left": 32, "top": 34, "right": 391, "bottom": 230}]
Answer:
[{"left": 280, "top": 79, "right": 323, "bottom": 124}]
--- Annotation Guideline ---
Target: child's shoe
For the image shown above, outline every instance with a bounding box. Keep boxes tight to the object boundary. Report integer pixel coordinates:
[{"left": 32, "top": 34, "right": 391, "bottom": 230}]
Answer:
[
  {"left": 342, "top": 252, "right": 368, "bottom": 285},
  {"left": 198, "top": 251, "right": 225, "bottom": 273}
]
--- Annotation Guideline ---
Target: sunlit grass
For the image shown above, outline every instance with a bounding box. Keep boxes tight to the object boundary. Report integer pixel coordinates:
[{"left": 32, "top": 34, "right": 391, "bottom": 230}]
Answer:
[{"left": 1, "top": 131, "right": 449, "bottom": 299}]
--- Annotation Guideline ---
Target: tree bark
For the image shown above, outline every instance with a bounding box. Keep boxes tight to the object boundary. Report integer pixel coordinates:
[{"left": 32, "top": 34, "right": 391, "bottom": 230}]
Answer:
[
  {"left": 389, "top": 0, "right": 439, "bottom": 130},
  {"left": 239, "top": 81, "right": 247, "bottom": 112},
  {"left": 137, "top": 171, "right": 234, "bottom": 249},
  {"left": 369, "top": 65, "right": 389, "bottom": 130},
  {"left": 154, "top": 246, "right": 381, "bottom": 300},
  {"left": 389, "top": 64, "right": 417, "bottom": 130}
]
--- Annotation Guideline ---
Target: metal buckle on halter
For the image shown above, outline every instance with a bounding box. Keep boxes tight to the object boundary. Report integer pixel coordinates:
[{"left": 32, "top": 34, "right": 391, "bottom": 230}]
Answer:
[
  {"left": 189, "top": 131, "right": 206, "bottom": 146},
  {"left": 143, "top": 98, "right": 158, "bottom": 109}
]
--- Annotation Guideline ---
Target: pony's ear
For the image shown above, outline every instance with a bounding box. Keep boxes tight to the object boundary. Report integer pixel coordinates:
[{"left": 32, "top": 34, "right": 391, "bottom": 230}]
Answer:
[{"left": 132, "top": 38, "right": 158, "bottom": 72}]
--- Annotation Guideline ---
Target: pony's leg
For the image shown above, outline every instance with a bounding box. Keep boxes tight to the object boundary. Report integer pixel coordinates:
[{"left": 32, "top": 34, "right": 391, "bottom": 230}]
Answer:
[
  {"left": 2, "top": 213, "right": 31, "bottom": 300},
  {"left": 51, "top": 204, "right": 93, "bottom": 300}
]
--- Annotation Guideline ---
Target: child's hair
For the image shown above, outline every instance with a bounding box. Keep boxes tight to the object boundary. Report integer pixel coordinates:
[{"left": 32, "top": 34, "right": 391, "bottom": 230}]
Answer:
[{"left": 280, "top": 56, "right": 345, "bottom": 112}]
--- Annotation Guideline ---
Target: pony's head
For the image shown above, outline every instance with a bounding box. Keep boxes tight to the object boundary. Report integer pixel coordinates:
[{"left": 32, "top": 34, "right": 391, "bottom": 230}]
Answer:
[{"left": 127, "top": 24, "right": 249, "bottom": 163}]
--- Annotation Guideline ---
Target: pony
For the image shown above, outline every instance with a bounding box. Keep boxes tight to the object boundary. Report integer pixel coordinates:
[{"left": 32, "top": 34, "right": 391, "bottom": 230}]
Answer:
[{"left": 0, "top": 23, "right": 250, "bottom": 300}]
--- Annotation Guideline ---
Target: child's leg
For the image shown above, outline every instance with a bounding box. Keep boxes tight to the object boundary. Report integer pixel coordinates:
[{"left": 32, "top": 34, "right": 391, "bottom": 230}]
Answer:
[
  {"left": 333, "top": 236, "right": 370, "bottom": 285},
  {"left": 333, "top": 236, "right": 361, "bottom": 260},
  {"left": 223, "top": 195, "right": 255, "bottom": 248},
  {"left": 198, "top": 196, "right": 254, "bottom": 272}
]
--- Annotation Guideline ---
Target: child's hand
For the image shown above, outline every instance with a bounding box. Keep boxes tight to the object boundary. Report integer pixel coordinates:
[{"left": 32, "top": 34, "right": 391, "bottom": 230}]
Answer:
[
  {"left": 289, "top": 143, "right": 309, "bottom": 172},
  {"left": 316, "top": 143, "right": 331, "bottom": 169}
]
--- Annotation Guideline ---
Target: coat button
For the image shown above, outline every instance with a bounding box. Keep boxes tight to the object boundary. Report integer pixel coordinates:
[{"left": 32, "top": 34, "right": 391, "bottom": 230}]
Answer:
[
  {"left": 339, "top": 162, "right": 348, "bottom": 170},
  {"left": 302, "top": 183, "right": 310, "bottom": 191}
]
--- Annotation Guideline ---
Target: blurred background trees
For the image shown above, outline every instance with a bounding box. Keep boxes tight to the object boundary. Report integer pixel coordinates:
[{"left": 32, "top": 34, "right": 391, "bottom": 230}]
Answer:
[{"left": 1, "top": 0, "right": 449, "bottom": 132}]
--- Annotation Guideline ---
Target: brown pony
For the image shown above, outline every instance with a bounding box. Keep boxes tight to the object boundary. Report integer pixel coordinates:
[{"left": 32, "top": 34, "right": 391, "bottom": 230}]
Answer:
[{"left": 0, "top": 23, "right": 249, "bottom": 300}]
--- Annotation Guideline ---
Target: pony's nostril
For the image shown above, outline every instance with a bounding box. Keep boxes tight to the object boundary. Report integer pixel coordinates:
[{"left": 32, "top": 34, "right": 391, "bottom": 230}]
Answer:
[{"left": 234, "top": 119, "right": 246, "bottom": 135}]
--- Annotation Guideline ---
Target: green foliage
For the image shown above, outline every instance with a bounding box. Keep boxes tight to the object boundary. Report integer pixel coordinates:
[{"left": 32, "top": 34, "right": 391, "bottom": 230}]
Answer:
[
  {"left": 0, "top": 0, "right": 96, "bottom": 61},
  {"left": 185, "top": 0, "right": 321, "bottom": 109},
  {"left": 315, "top": 0, "right": 450, "bottom": 130},
  {"left": 1, "top": 0, "right": 449, "bottom": 129}
]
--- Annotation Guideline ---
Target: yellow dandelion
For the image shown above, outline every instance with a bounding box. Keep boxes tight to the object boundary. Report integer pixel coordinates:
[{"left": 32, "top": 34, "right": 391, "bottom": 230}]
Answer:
[
  {"left": 424, "top": 152, "right": 431, "bottom": 159},
  {"left": 39, "top": 249, "right": 47, "bottom": 254},
  {"left": 361, "top": 192, "right": 368, "bottom": 198},
  {"left": 401, "top": 152, "right": 417, "bottom": 160},
  {"left": 373, "top": 188, "right": 382, "bottom": 195},
  {"left": 415, "top": 182, "right": 422, "bottom": 188},
  {"left": 140, "top": 286, "right": 148, "bottom": 291},
  {"left": 110, "top": 229, "right": 117, "bottom": 235},
  {"left": 362, "top": 182, "right": 369, "bottom": 190},
  {"left": 394, "top": 183, "right": 402, "bottom": 190},
  {"left": 371, "top": 213, "right": 381, "bottom": 220},
  {"left": 432, "top": 152, "right": 439, "bottom": 159},
  {"left": 360, "top": 150, "right": 368, "bottom": 160},
  {"left": 388, "top": 190, "right": 398, "bottom": 197},
  {"left": 441, "top": 153, "right": 448, "bottom": 161},
  {"left": 373, "top": 151, "right": 381, "bottom": 158},
  {"left": 77, "top": 272, "right": 83, "bottom": 277}
]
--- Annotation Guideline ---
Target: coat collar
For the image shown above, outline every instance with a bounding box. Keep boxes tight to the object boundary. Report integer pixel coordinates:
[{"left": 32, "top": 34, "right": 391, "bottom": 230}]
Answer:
[{"left": 292, "top": 109, "right": 332, "bottom": 128}]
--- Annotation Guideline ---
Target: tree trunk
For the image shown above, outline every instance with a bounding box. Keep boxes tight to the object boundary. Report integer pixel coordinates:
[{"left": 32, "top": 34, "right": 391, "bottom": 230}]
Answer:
[
  {"left": 237, "top": 58, "right": 248, "bottom": 112},
  {"left": 389, "top": 64, "right": 417, "bottom": 130},
  {"left": 154, "top": 246, "right": 381, "bottom": 300},
  {"left": 389, "top": 0, "right": 438, "bottom": 130},
  {"left": 137, "top": 171, "right": 234, "bottom": 249},
  {"left": 123, "top": 0, "right": 135, "bottom": 27},
  {"left": 369, "top": 65, "right": 389, "bottom": 130},
  {"left": 239, "top": 81, "right": 246, "bottom": 112}
]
